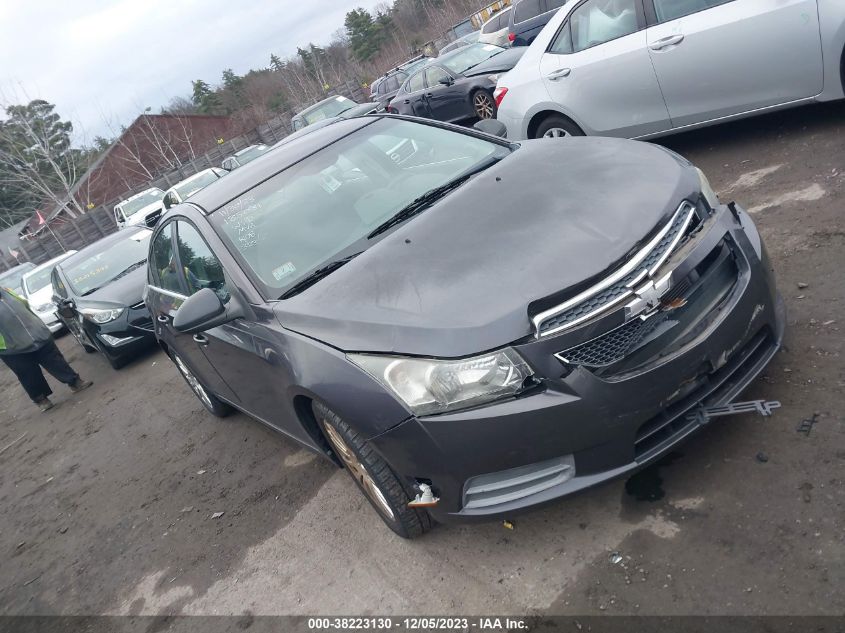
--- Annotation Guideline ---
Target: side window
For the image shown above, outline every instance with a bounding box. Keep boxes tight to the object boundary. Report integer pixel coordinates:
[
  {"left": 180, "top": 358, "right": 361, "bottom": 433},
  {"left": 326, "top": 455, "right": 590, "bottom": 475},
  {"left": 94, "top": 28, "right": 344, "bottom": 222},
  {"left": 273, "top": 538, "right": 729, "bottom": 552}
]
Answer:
[
  {"left": 544, "top": 0, "right": 567, "bottom": 11},
  {"left": 175, "top": 222, "right": 229, "bottom": 302},
  {"left": 483, "top": 14, "right": 501, "bottom": 33},
  {"left": 653, "top": 0, "right": 732, "bottom": 22},
  {"left": 514, "top": 0, "right": 541, "bottom": 23},
  {"left": 549, "top": 20, "right": 573, "bottom": 53},
  {"left": 150, "top": 222, "right": 183, "bottom": 293},
  {"left": 387, "top": 75, "right": 401, "bottom": 92},
  {"left": 51, "top": 268, "right": 67, "bottom": 299},
  {"left": 406, "top": 71, "right": 425, "bottom": 93},
  {"left": 425, "top": 66, "right": 451, "bottom": 87},
  {"left": 570, "top": 0, "right": 639, "bottom": 52}
]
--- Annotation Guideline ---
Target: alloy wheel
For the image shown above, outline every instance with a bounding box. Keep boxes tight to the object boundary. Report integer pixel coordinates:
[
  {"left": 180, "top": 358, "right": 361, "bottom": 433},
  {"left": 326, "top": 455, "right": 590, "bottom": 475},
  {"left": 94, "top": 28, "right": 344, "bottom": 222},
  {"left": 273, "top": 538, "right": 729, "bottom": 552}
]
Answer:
[
  {"left": 173, "top": 354, "right": 214, "bottom": 411},
  {"left": 474, "top": 92, "right": 495, "bottom": 119},
  {"left": 322, "top": 421, "right": 396, "bottom": 521},
  {"left": 542, "top": 127, "right": 571, "bottom": 138}
]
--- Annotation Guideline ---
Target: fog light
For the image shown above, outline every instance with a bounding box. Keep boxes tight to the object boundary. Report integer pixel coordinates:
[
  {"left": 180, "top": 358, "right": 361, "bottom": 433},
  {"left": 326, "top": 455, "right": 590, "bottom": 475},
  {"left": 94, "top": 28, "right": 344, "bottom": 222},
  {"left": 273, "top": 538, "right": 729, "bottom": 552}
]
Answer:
[{"left": 99, "top": 333, "right": 134, "bottom": 347}]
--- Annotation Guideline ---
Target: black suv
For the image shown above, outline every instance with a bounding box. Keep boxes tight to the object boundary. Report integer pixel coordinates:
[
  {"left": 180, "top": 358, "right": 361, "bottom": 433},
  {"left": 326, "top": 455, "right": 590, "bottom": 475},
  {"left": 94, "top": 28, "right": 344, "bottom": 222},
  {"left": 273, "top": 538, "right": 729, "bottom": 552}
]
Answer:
[{"left": 508, "top": 0, "right": 567, "bottom": 46}]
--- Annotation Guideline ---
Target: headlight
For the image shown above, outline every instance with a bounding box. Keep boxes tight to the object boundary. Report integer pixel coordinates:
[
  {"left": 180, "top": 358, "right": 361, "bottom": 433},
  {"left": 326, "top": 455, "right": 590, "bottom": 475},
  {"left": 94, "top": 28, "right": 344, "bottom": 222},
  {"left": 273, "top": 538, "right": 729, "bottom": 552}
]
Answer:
[
  {"left": 33, "top": 303, "right": 55, "bottom": 313},
  {"left": 80, "top": 307, "right": 124, "bottom": 324},
  {"left": 348, "top": 349, "right": 533, "bottom": 416},
  {"left": 696, "top": 167, "right": 720, "bottom": 210}
]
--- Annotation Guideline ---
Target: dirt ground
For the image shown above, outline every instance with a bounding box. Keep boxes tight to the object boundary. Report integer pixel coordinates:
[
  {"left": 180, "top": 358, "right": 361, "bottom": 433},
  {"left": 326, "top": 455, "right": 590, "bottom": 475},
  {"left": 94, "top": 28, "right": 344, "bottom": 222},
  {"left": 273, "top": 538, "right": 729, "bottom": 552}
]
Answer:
[{"left": 0, "top": 103, "right": 843, "bottom": 618}]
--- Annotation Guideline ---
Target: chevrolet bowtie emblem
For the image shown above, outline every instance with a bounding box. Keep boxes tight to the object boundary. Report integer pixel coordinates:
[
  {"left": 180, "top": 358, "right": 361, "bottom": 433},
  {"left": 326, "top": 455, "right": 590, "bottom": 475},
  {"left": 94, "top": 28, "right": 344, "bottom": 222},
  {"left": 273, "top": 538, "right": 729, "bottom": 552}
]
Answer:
[{"left": 624, "top": 275, "right": 673, "bottom": 320}]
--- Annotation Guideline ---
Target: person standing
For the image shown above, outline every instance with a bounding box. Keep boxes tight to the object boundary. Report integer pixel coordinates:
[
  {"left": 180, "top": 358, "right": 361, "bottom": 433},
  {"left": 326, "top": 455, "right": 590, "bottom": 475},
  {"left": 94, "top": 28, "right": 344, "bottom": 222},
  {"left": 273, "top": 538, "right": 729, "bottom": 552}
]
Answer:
[{"left": 0, "top": 286, "right": 92, "bottom": 412}]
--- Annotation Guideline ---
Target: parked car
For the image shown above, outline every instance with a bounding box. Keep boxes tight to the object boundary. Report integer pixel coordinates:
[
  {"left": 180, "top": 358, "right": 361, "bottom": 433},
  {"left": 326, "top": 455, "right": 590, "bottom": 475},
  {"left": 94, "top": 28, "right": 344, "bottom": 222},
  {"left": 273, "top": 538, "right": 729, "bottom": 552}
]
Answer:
[
  {"left": 20, "top": 251, "right": 77, "bottom": 333},
  {"left": 221, "top": 144, "right": 269, "bottom": 171},
  {"left": 388, "top": 44, "right": 525, "bottom": 123},
  {"left": 272, "top": 102, "right": 382, "bottom": 148},
  {"left": 291, "top": 96, "right": 377, "bottom": 131},
  {"left": 53, "top": 228, "right": 156, "bottom": 369},
  {"left": 438, "top": 30, "right": 481, "bottom": 56},
  {"left": 369, "top": 56, "right": 434, "bottom": 110},
  {"left": 478, "top": 8, "right": 513, "bottom": 47},
  {"left": 162, "top": 168, "right": 227, "bottom": 209},
  {"left": 145, "top": 114, "right": 783, "bottom": 538},
  {"left": 0, "top": 262, "right": 36, "bottom": 295},
  {"left": 508, "top": 0, "right": 567, "bottom": 46},
  {"left": 114, "top": 187, "right": 166, "bottom": 229},
  {"left": 496, "top": 0, "right": 845, "bottom": 139}
]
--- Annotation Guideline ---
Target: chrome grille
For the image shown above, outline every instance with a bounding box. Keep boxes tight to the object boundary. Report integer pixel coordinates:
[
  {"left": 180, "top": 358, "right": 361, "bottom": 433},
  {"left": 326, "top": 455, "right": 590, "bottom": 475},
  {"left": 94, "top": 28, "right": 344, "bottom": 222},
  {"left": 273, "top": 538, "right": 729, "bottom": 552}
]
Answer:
[
  {"left": 534, "top": 201, "right": 697, "bottom": 337},
  {"left": 555, "top": 318, "right": 654, "bottom": 367}
]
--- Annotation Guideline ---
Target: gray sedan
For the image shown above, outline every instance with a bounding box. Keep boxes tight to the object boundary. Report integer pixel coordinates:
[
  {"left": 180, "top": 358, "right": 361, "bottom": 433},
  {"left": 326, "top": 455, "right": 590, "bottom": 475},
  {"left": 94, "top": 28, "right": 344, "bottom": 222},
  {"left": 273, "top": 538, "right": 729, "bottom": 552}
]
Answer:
[{"left": 496, "top": 0, "right": 845, "bottom": 139}]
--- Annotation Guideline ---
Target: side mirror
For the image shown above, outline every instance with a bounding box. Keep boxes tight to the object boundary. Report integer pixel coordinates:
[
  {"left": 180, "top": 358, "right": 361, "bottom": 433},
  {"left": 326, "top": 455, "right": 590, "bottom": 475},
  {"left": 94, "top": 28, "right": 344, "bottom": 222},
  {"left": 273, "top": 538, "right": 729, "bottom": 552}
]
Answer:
[
  {"left": 57, "top": 298, "right": 75, "bottom": 319},
  {"left": 173, "top": 287, "right": 240, "bottom": 334},
  {"left": 163, "top": 193, "right": 176, "bottom": 210},
  {"left": 473, "top": 119, "right": 508, "bottom": 138},
  {"left": 438, "top": 76, "right": 453, "bottom": 86}
]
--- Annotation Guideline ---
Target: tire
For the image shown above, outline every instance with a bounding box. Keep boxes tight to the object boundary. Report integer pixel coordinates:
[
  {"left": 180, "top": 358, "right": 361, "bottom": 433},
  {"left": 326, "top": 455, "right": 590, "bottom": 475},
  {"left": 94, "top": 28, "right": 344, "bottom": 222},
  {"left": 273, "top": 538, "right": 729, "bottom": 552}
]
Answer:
[
  {"left": 312, "top": 401, "right": 434, "bottom": 539},
  {"left": 170, "top": 351, "right": 233, "bottom": 417},
  {"left": 472, "top": 90, "right": 497, "bottom": 120},
  {"left": 533, "top": 114, "right": 584, "bottom": 139}
]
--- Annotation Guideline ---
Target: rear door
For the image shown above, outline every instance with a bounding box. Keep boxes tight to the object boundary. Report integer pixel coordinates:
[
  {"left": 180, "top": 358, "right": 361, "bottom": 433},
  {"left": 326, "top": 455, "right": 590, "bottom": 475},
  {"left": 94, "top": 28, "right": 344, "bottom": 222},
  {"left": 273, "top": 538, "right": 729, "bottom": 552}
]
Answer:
[
  {"left": 645, "top": 0, "right": 823, "bottom": 128},
  {"left": 539, "top": 0, "right": 672, "bottom": 137}
]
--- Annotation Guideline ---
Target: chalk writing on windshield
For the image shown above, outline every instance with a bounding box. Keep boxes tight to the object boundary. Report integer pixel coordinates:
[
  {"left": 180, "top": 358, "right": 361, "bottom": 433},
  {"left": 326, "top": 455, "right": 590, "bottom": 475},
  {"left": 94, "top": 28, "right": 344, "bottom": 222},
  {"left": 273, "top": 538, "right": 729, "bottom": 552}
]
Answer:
[{"left": 218, "top": 194, "right": 261, "bottom": 250}]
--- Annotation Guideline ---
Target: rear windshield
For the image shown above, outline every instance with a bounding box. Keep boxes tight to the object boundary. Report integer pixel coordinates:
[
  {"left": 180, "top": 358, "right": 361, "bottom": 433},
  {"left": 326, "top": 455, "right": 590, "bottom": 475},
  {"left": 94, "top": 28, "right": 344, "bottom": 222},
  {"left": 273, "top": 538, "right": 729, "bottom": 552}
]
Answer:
[
  {"left": 63, "top": 230, "right": 151, "bottom": 295},
  {"left": 303, "top": 96, "right": 356, "bottom": 126},
  {"left": 440, "top": 44, "right": 505, "bottom": 75},
  {"left": 173, "top": 171, "right": 221, "bottom": 199}
]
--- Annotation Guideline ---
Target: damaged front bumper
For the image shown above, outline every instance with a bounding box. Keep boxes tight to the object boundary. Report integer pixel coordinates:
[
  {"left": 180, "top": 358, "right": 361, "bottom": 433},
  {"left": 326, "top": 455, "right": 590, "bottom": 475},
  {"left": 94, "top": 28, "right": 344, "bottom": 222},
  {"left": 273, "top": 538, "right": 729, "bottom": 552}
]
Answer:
[{"left": 370, "top": 202, "right": 785, "bottom": 523}]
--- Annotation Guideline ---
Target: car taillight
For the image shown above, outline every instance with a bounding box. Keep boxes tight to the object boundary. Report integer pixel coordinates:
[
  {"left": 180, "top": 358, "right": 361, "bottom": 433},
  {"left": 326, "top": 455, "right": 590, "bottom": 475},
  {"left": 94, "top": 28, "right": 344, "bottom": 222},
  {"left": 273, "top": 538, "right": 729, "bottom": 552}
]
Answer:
[
  {"left": 508, "top": 32, "right": 516, "bottom": 43},
  {"left": 493, "top": 87, "right": 508, "bottom": 108}
]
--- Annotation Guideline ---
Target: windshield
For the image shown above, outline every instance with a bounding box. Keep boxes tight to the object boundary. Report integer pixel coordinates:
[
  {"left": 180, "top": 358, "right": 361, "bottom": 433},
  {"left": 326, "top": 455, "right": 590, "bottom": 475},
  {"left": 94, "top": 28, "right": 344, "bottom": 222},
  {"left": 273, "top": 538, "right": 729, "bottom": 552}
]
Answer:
[
  {"left": 64, "top": 229, "right": 151, "bottom": 295},
  {"left": 23, "top": 266, "right": 56, "bottom": 295},
  {"left": 303, "top": 96, "right": 355, "bottom": 126},
  {"left": 441, "top": 43, "right": 504, "bottom": 74},
  {"left": 119, "top": 189, "right": 164, "bottom": 216},
  {"left": 236, "top": 145, "right": 268, "bottom": 165},
  {"left": 0, "top": 264, "right": 35, "bottom": 294},
  {"left": 173, "top": 171, "right": 221, "bottom": 200},
  {"left": 210, "top": 118, "right": 509, "bottom": 299}
]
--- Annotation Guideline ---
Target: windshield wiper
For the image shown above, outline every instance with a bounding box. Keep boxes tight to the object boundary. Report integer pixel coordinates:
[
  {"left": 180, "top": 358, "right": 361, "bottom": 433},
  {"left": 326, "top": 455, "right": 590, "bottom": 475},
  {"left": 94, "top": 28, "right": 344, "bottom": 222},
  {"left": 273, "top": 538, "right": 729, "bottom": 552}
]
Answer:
[
  {"left": 106, "top": 260, "right": 147, "bottom": 284},
  {"left": 367, "top": 156, "right": 501, "bottom": 239},
  {"left": 280, "top": 252, "right": 362, "bottom": 299}
]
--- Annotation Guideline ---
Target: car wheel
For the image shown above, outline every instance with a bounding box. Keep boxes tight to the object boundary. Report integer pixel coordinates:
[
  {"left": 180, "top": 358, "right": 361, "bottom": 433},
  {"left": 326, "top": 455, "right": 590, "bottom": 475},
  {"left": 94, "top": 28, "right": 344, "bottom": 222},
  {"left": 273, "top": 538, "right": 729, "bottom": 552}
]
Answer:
[
  {"left": 534, "top": 114, "right": 584, "bottom": 139},
  {"left": 171, "top": 351, "right": 232, "bottom": 417},
  {"left": 473, "top": 90, "right": 496, "bottom": 120},
  {"left": 312, "top": 401, "right": 434, "bottom": 539}
]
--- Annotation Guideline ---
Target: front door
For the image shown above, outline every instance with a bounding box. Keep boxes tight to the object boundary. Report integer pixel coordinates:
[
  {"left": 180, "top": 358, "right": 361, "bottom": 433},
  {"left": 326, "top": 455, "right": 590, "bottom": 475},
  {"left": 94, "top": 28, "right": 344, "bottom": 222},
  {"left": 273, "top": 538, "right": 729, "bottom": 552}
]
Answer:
[
  {"left": 423, "top": 66, "right": 465, "bottom": 122},
  {"left": 646, "top": 0, "right": 824, "bottom": 128},
  {"left": 540, "top": 0, "right": 672, "bottom": 138}
]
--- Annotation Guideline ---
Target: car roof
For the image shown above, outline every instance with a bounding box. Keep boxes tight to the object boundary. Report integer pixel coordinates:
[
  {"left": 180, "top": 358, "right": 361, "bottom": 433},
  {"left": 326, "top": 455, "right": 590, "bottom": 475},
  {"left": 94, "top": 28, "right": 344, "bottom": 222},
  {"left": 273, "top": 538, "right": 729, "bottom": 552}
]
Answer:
[
  {"left": 188, "top": 116, "right": 377, "bottom": 213},
  {"left": 59, "top": 227, "right": 152, "bottom": 270}
]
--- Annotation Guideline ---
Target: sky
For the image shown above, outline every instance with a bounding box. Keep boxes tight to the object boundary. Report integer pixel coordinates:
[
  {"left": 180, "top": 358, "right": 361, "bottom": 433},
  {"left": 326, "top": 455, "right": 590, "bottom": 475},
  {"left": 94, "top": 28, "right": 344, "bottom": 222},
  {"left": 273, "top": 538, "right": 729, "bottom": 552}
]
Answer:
[{"left": 0, "top": 0, "right": 385, "bottom": 143}]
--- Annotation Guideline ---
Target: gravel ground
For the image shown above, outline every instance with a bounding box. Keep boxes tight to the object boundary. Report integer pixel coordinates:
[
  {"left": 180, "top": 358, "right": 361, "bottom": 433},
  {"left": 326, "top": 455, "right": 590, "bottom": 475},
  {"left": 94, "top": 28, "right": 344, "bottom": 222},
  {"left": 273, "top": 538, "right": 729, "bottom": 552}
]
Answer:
[{"left": 0, "top": 102, "right": 842, "bottom": 618}]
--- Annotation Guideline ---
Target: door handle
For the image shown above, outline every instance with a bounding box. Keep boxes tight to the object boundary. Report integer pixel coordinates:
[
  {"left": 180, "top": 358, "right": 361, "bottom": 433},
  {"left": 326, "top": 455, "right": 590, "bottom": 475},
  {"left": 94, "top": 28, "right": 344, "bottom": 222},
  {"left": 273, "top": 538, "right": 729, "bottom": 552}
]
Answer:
[
  {"left": 193, "top": 333, "right": 209, "bottom": 346},
  {"left": 650, "top": 34, "right": 685, "bottom": 51},
  {"left": 157, "top": 315, "right": 170, "bottom": 323},
  {"left": 403, "top": 99, "right": 411, "bottom": 104},
  {"left": 546, "top": 68, "right": 571, "bottom": 80}
]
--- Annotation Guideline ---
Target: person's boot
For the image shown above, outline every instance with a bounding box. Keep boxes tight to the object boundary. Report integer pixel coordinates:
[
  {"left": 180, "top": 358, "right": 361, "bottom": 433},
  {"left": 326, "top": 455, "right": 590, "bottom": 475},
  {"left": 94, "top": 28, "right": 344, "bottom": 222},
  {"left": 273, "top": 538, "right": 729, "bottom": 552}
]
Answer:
[
  {"left": 69, "top": 378, "right": 93, "bottom": 393},
  {"left": 35, "top": 396, "right": 54, "bottom": 412}
]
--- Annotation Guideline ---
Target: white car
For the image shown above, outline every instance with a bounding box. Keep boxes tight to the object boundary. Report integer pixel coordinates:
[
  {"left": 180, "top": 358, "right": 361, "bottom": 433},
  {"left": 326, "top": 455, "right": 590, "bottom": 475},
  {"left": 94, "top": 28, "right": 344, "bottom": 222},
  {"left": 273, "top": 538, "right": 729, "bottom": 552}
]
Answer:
[
  {"left": 20, "top": 251, "right": 77, "bottom": 333},
  {"left": 114, "top": 187, "right": 166, "bottom": 228},
  {"left": 221, "top": 144, "right": 269, "bottom": 171},
  {"left": 495, "top": 0, "right": 845, "bottom": 140},
  {"left": 478, "top": 7, "right": 513, "bottom": 48},
  {"left": 162, "top": 168, "right": 227, "bottom": 209}
]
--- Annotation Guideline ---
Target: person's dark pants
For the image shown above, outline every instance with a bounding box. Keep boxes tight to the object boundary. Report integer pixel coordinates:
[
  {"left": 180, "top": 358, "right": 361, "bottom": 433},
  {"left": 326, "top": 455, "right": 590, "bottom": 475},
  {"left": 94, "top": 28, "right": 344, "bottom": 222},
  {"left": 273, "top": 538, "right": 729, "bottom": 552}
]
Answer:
[{"left": 1, "top": 340, "right": 79, "bottom": 402}]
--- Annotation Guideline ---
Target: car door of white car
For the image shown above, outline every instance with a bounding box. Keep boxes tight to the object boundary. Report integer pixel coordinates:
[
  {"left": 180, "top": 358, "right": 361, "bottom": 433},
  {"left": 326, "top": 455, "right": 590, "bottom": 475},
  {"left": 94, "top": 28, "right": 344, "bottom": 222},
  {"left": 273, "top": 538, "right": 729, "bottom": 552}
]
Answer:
[
  {"left": 539, "top": 0, "right": 673, "bottom": 137},
  {"left": 646, "top": 0, "right": 824, "bottom": 128}
]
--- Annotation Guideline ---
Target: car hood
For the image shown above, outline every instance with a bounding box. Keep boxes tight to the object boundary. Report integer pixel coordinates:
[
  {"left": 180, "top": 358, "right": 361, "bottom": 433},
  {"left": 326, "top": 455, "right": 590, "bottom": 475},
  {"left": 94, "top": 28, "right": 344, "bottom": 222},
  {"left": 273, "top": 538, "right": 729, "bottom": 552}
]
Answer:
[
  {"left": 27, "top": 286, "right": 55, "bottom": 308},
  {"left": 463, "top": 47, "right": 526, "bottom": 77},
  {"left": 79, "top": 264, "right": 148, "bottom": 307},
  {"left": 275, "top": 137, "right": 698, "bottom": 357}
]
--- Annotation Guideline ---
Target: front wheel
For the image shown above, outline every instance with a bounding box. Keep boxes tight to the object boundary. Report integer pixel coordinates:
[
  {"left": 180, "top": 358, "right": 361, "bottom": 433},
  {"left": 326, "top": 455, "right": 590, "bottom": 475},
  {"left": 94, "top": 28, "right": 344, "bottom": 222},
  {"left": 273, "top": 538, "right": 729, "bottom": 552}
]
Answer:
[
  {"left": 312, "top": 401, "right": 433, "bottom": 539},
  {"left": 472, "top": 90, "right": 497, "bottom": 120},
  {"left": 171, "top": 351, "right": 232, "bottom": 417},
  {"left": 534, "top": 114, "right": 584, "bottom": 139}
]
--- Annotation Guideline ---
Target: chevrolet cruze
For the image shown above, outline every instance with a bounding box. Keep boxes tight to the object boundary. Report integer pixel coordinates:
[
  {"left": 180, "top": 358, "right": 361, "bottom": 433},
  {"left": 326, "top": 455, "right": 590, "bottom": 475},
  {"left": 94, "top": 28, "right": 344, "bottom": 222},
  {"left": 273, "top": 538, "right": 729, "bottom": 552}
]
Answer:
[{"left": 144, "top": 115, "right": 784, "bottom": 538}]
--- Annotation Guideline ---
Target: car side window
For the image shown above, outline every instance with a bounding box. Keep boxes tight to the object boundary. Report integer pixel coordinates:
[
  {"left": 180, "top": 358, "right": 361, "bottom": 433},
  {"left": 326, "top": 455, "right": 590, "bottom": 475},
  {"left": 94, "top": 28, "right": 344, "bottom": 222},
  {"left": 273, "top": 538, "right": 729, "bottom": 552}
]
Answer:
[
  {"left": 549, "top": 19, "right": 573, "bottom": 53},
  {"left": 406, "top": 71, "right": 425, "bottom": 93},
  {"left": 150, "top": 222, "right": 183, "bottom": 293},
  {"left": 544, "top": 0, "right": 567, "bottom": 11},
  {"left": 483, "top": 13, "right": 501, "bottom": 32},
  {"left": 570, "top": 0, "right": 639, "bottom": 52},
  {"left": 425, "top": 66, "right": 451, "bottom": 87},
  {"left": 175, "top": 222, "right": 230, "bottom": 303},
  {"left": 514, "top": 0, "right": 541, "bottom": 22},
  {"left": 652, "top": 0, "right": 732, "bottom": 22}
]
